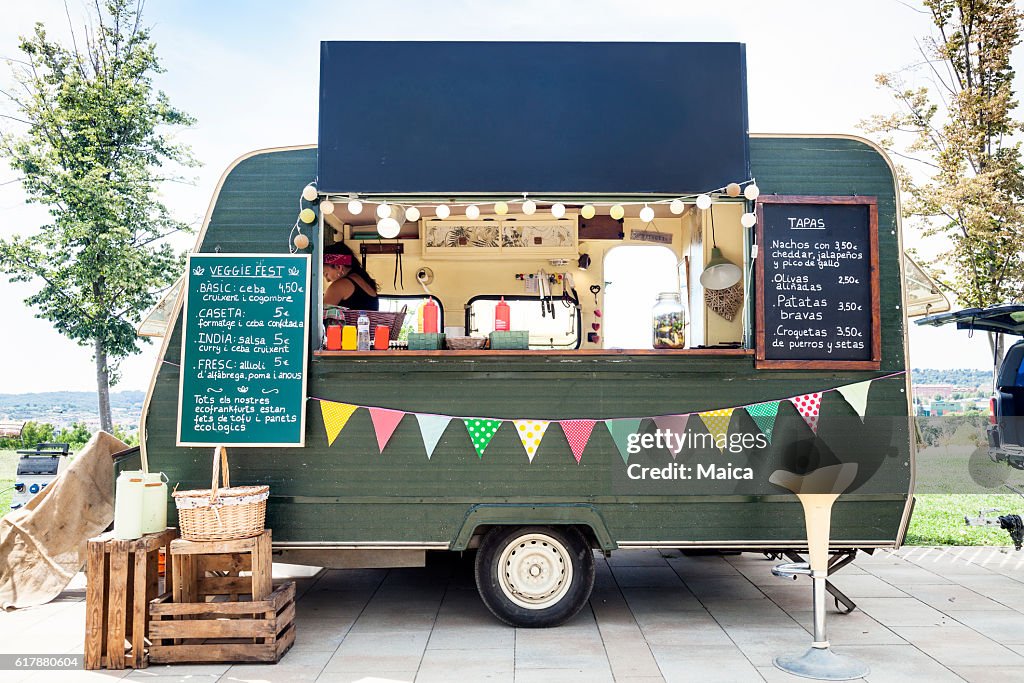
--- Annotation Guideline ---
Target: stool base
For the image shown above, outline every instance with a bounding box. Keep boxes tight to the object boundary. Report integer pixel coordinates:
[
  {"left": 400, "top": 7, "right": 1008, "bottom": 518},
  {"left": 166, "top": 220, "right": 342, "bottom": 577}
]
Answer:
[{"left": 774, "top": 646, "right": 869, "bottom": 681}]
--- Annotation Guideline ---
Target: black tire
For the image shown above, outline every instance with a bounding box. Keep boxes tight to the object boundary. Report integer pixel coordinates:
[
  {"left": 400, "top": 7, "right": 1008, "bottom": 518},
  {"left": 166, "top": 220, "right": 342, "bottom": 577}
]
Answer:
[{"left": 474, "top": 525, "right": 595, "bottom": 628}]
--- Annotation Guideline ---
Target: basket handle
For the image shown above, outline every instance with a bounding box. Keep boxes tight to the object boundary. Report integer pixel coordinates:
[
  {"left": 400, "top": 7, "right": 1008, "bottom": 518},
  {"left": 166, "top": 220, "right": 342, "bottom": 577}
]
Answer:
[{"left": 211, "top": 446, "right": 230, "bottom": 503}]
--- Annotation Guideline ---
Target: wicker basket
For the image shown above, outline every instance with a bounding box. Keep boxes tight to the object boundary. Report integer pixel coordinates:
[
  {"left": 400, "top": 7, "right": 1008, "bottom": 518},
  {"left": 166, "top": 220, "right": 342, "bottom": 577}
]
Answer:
[
  {"left": 172, "top": 446, "right": 268, "bottom": 541},
  {"left": 324, "top": 305, "right": 408, "bottom": 342},
  {"left": 446, "top": 336, "right": 488, "bottom": 350}
]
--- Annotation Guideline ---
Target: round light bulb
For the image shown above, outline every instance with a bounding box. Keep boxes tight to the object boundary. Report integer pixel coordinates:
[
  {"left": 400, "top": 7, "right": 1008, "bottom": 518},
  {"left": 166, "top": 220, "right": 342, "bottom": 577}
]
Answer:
[
  {"left": 522, "top": 199, "right": 537, "bottom": 215},
  {"left": 347, "top": 199, "right": 363, "bottom": 215},
  {"left": 299, "top": 208, "right": 316, "bottom": 224},
  {"left": 726, "top": 183, "right": 741, "bottom": 197},
  {"left": 320, "top": 200, "right": 335, "bottom": 215},
  {"left": 494, "top": 201, "right": 509, "bottom": 215},
  {"left": 405, "top": 206, "right": 421, "bottom": 222},
  {"left": 377, "top": 217, "right": 401, "bottom": 239},
  {"left": 580, "top": 204, "right": 596, "bottom": 219},
  {"left": 551, "top": 203, "right": 566, "bottom": 219},
  {"left": 435, "top": 204, "right": 451, "bottom": 219},
  {"left": 610, "top": 204, "right": 625, "bottom": 220},
  {"left": 740, "top": 212, "right": 757, "bottom": 228},
  {"left": 302, "top": 184, "right": 317, "bottom": 202},
  {"left": 293, "top": 233, "right": 310, "bottom": 250},
  {"left": 696, "top": 194, "right": 712, "bottom": 210},
  {"left": 744, "top": 183, "right": 760, "bottom": 201},
  {"left": 639, "top": 205, "right": 655, "bottom": 223},
  {"left": 669, "top": 199, "right": 685, "bottom": 215},
  {"left": 466, "top": 204, "right": 480, "bottom": 219},
  {"left": 376, "top": 203, "right": 391, "bottom": 219}
]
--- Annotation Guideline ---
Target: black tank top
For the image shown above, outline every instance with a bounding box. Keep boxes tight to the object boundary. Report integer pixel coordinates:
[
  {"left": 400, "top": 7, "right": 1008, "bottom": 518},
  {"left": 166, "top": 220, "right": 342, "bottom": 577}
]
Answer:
[{"left": 338, "top": 277, "right": 379, "bottom": 311}]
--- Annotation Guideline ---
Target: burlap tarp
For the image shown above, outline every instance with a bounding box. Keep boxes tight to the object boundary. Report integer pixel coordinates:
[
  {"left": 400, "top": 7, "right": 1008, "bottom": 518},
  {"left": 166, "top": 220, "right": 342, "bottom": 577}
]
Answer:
[{"left": 0, "top": 431, "right": 123, "bottom": 609}]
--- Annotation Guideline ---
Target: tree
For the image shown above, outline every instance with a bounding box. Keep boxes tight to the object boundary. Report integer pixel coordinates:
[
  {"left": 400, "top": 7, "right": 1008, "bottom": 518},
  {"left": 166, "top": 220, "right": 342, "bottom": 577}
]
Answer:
[
  {"left": 861, "top": 0, "right": 1024, "bottom": 375},
  {"left": 0, "top": 0, "right": 196, "bottom": 431}
]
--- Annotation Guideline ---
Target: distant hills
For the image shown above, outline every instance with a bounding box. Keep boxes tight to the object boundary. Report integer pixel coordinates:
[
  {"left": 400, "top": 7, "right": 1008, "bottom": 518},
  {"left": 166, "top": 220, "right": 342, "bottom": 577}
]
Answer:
[
  {"left": 910, "top": 368, "right": 992, "bottom": 388},
  {"left": 0, "top": 391, "right": 145, "bottom": 429}
]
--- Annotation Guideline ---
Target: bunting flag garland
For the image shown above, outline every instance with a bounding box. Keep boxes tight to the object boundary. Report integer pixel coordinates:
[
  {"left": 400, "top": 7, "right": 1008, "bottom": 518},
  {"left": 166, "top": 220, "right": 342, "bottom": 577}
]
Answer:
[
  {"left": 698, "top": 408, "right": 735, "bottom": 451},
  {"left": 789, "top": 392, "right": 823, "bottom": 433},
  {"left": 312, "top": 371, "right": 902, "bottom": 462},
  {"left": 745, "top": 402, "right": 780, "bottom": 444},
  {"left": 321, "top": 401, "right": 358, "bottom": 447},
  {"left": 464, "top": 418, "right": 502, "bottom": 458},
  {"left": 652, "top": 415, "right": 690, "bottom": 458},
  {"left": 368, "top": 408, "right": 405, "bottom": 453},
  {"left": 606, "top": 418, "right": 644, "bottom": 463},
  {"left": 415, "top": 414, "right": 451, "bottom": 459},
  {"left": 836, "top": 381, "right": 871, "bottom": 423},
  {"left": 513, "top": 419, "right": 550, "bottom": 462},
  {"left": 560, "top": 420, "right": 597, "bottom": 463}
]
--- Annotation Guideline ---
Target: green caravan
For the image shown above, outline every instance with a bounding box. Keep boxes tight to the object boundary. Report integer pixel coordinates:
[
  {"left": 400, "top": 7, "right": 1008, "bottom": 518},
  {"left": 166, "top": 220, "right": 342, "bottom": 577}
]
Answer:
[{"left": 136, "top": 42, "right": 914, "bottom": 627}]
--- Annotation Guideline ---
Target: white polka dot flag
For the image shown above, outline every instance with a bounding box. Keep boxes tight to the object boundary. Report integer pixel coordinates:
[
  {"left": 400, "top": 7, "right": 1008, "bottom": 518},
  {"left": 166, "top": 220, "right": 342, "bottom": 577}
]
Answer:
[
  {"left": 368, "top": 407, "right": 405, "bottom": 453},
  {"left": 606, "top": 418, "right": 644, "bottom": 463},
  {"left": 560, "top": 420, "right": 597, "bottom": 464},
  {"left": 789, "top": 392, "right": 823, "bottom": 433},
  {"left": 513, "top": 419, "right": 550, "bottom": 462},
  {"left": 463, "top": 418, "right": 502, "bottom": 458}
]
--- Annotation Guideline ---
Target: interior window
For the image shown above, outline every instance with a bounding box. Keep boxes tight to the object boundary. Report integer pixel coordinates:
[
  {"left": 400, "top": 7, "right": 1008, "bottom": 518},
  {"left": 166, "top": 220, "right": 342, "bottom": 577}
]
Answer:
[
  {"left": 379, "top": 296, "right": 443, "bottom": 342},
  {"left": 603, "top": 245, "right": 680, "bottom": 349},
  {"left": 466, "top": 296, "right": 580, "bottom": 349}
]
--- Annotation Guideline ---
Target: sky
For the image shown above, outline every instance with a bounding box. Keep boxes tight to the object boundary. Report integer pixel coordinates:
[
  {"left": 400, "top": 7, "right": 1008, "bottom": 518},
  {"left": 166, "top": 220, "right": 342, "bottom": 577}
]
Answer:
[{"left": 0, "top": 0, "right": 1017, "bottom": 396}]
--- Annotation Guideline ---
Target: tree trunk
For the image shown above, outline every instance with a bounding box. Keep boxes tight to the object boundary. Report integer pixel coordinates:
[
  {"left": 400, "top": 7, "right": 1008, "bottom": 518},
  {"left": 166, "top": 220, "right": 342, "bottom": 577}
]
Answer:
[
  {"left": 988, "top": 331, "right": 1005, "bottom": 393},
  {"left": 95, "top": 338, "right": 113, "bottom": 433}
]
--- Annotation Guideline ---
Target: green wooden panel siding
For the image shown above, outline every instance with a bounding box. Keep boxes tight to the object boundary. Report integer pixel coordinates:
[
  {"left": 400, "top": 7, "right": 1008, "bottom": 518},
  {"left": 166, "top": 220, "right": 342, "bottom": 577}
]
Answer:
[{"left": 143, "top": 138, "right": 910, "bottom": 547}]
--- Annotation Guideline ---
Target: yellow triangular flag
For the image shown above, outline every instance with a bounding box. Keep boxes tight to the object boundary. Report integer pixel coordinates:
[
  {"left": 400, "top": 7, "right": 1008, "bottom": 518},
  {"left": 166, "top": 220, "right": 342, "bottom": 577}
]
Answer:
[
  {"left": 698, "top": 408, "right": 735, "bottom": 452},
  {"left": 321, "top": 401, "right": 358, "bottom": 446},
  {"left": 513, "top": 419, "right": 550, "bottom": 463}
]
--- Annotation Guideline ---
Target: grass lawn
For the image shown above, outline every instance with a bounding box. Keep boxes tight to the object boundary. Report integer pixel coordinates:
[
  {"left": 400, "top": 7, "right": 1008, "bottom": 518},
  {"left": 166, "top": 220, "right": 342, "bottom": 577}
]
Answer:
[
  {"left": 1, "top": 449, "right": 17, "bottom": 515},
  {"left": 906, "top": 493, "right": 1022, "bottom": 546}
]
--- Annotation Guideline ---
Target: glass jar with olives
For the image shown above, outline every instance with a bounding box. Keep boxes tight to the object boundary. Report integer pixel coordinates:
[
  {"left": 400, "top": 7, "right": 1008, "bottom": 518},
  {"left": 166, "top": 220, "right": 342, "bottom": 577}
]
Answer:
[{"left": 652, "top": 292, "right": 687, "bottom": 349}]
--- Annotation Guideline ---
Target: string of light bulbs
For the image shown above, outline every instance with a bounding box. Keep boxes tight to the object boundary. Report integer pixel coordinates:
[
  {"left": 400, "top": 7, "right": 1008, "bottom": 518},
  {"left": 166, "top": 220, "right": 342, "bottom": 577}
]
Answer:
[{"left": 290, "top": 179, "right": 760, "bottom": 244}]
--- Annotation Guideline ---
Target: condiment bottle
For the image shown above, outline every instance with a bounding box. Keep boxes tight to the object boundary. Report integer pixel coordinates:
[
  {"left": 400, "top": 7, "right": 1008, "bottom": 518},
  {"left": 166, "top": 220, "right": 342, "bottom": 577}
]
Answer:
[
  {"left": 357, "top": 313, "right": 371, "bottom": 350},
  {"left": 113, "top": 471, "right": 144, "bottom": 540},
  {"left": 495, "top": 297, "right": 511, "bottom": 332},
  {"left": 326, "top": 325, "right": 342, "bottom": 350},
  {"left": 422, "top": 299, "right": 439, "bottom": 334},
  {"left": 374, "top": 325, "right": 390, "bottom": 350},
  {"left": 341, "top": 325, "right": 357, "bottom": 350}
]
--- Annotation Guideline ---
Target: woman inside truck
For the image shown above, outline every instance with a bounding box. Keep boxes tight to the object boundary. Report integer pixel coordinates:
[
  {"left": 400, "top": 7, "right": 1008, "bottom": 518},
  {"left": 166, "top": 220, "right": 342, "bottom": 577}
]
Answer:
[{"left": 323, "top": 242, "right": 380, "bottom": 310}]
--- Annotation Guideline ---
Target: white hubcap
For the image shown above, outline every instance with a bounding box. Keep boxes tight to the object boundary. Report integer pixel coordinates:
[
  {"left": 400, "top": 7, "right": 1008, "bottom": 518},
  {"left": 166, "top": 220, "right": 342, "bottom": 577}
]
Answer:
[{"left": 497, "top": 533, "right": 573, "bottom": 610}]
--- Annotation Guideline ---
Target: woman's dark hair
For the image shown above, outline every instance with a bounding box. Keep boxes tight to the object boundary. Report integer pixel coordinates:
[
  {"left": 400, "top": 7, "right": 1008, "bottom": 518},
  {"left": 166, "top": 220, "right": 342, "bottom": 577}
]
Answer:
[{"left": 324, "top": 241, "right": 379, "bottom": 292}]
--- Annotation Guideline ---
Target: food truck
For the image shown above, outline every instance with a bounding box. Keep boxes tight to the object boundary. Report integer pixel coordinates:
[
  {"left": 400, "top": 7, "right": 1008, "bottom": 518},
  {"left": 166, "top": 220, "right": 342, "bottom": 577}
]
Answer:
[{"left": 136, "top": 42, "right": 914, "bottom": 627}]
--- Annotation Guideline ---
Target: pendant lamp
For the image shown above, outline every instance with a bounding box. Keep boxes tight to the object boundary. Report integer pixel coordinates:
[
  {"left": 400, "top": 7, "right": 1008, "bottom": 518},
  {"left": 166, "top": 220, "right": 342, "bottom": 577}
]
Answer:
[{"left": 699, "top": 208, "right": 742, "bottom": 290}]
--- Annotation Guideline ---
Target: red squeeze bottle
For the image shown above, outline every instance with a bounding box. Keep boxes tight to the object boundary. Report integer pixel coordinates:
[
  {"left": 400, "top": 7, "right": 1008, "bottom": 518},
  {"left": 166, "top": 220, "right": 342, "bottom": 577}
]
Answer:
[
  {"left": 422, "top": 299, "right": 439, "bottom": 334},
  {"left": 495, "top": 297, "right": 511, "bottom": 332},
  {"left": 326, "top": 325, "right": 342, "bottom": 350},
  {"left": 374, "top": 325, "right": 389, "bottom": 350}
]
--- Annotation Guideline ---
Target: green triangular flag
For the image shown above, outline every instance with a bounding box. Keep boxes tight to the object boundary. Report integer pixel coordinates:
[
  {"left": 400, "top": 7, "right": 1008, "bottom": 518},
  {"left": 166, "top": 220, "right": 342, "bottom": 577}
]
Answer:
[
  {"left": 745, "top": 401, "right": 780, "bottom": 443},
  {"left": 606, "top": 419, "right": 643, "bottom": 463},
  {"left": 463, "top": 418, "right": 502, "bottom": 458},
  {"left": 836, "top": 380, "right": 872, "bottom": 423}
]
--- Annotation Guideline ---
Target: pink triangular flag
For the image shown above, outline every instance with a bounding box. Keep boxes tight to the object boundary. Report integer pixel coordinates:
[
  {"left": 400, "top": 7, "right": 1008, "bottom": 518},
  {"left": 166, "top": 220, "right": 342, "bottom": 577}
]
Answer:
[
  {"left": 788, "top": 392, "right": 822, "bottom": 433},
  {"left": 653, "top": 415, "right": 690, "bottom": 458},
  {"left": 368, "top": 407, "right": 405, "bottom": 453},
  {"left": 560, "top": 420, "right": 596, "bottom": 464}
]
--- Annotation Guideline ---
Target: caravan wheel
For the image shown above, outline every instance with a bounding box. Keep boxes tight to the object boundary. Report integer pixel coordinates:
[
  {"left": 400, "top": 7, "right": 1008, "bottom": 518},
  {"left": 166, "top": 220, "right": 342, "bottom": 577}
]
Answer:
[{"left": 474, "top": 526, "right": 594, "bottom": 627}]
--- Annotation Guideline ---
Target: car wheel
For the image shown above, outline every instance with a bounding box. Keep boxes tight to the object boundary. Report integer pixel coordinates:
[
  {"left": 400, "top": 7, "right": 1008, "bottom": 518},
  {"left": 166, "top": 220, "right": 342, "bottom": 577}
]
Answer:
[{"left": 474, "top": 525, "right": 595, "bottom": 627}]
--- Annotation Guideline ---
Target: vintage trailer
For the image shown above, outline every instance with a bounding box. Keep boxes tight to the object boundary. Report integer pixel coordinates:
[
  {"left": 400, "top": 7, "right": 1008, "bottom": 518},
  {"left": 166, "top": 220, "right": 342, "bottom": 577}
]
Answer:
[{"left": 137, "top": 42, "right": 914, "bottom": 626}]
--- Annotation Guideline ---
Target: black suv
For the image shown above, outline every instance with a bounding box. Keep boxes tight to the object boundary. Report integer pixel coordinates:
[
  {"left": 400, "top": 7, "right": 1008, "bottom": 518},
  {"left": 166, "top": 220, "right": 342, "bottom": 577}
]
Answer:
[{"left": 917, "top": 304, "right": 1024, "bottom": 469}]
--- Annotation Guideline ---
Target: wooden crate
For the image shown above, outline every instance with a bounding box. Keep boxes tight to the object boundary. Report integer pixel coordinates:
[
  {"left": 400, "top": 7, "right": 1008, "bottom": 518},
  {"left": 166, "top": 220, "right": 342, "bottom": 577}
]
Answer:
[
  {"left": 84, "top": 528, "right": 178, "bottom": 670},
  {"left": 148, "top": 581, "right": 296, "bottom": 664},
  {"left": 170, "top": 529, "right": 273, "bottom": 604}
]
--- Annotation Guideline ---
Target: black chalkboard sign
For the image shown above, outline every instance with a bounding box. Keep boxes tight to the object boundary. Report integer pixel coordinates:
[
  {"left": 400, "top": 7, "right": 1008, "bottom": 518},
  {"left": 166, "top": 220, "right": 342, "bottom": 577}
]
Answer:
[
  {"left": 177, "top": 254, "right": 311, "bottom": 446},
  {"left": 755, "top": 196, "right": 880, "bottom": 369}
]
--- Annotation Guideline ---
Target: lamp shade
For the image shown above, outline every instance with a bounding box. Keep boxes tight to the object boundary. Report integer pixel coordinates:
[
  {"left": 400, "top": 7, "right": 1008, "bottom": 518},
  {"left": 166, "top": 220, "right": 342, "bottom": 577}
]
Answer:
[{"left": 699, "top": 247, "right": 742, "bottom": 290}]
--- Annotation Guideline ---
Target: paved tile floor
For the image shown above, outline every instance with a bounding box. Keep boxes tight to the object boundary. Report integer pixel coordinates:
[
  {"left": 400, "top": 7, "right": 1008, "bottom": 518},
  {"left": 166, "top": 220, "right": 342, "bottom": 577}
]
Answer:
[{"left": 4, "top": 547, "right": 1024, "bottom": 682}]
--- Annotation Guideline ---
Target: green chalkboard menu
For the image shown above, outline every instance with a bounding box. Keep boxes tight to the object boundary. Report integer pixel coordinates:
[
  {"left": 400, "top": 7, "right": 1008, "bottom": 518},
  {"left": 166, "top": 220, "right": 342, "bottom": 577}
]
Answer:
[
  {"left": 755, "top": 196, "right": 880, "bottom": 370},
  {"left": 177, "top": 254, "right": 311, "bottom": 446}
]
